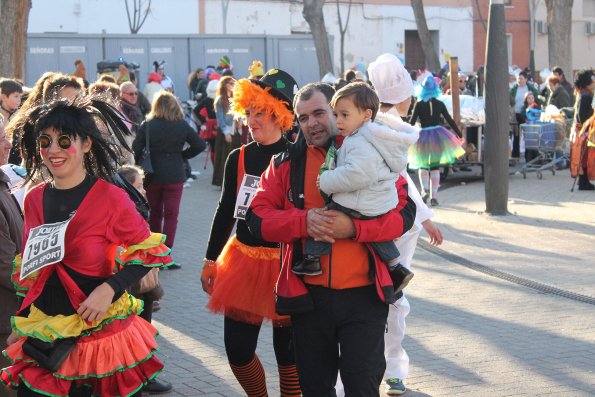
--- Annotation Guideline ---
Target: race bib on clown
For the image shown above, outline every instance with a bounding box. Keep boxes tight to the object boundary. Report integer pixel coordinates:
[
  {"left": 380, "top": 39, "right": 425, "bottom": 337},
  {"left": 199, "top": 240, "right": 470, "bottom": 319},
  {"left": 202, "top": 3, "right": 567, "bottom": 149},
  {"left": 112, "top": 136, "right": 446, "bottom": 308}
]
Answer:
[
  {"left": 234, "top": 174, "right": 261, "bottom": 220},
  {"left": 21, "top": 216, "right": 73, "bottom": 280}
]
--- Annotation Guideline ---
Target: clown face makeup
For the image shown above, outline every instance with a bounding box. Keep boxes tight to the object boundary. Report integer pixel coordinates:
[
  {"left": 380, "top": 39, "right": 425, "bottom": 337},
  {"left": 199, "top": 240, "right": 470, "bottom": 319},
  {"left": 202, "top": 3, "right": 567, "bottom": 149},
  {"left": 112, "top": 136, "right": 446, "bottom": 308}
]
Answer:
[{"left": 39, "top": 128, "right": 91, "bottom": 189}]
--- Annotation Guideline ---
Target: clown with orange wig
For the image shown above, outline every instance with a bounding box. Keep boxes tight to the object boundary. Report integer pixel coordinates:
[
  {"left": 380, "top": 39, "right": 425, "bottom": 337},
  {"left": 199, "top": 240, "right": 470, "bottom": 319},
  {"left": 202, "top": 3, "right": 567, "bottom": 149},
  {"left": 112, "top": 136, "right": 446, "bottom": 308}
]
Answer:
[{"left": 200, "top": 69, "right": 302, "bottom": 397}]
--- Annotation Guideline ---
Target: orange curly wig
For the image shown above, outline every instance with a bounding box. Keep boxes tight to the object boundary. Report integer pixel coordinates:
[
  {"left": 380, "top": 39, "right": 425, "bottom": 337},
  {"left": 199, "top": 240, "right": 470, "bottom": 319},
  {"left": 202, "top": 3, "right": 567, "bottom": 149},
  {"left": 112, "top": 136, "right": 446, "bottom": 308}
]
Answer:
[{"left": 230, "top": 78, "right": 294, "bottom": 131}]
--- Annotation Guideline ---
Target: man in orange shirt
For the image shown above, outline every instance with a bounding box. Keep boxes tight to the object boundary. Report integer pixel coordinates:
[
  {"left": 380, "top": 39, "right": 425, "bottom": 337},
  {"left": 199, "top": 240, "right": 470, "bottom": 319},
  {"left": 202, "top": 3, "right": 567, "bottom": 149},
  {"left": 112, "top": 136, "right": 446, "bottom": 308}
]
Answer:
[{"left": 247, "top": 82, "right": 416, "bottom": 396}]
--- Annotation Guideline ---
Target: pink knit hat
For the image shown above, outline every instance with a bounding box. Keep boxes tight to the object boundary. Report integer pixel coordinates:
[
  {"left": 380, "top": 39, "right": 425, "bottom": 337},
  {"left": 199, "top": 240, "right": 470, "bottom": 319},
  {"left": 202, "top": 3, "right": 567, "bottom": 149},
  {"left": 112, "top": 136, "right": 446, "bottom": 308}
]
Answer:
[{"left": 368, "top": 53, "right": 413, "bottom": 105}]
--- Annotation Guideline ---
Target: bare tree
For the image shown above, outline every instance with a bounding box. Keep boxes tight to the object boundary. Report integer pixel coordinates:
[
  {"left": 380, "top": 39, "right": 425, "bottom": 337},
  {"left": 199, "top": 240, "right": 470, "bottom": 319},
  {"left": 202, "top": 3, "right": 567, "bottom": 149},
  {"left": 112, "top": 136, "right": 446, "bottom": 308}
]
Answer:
[
  {"left": 336, "top": 0, "right": 353, "bottom": 76},
  {"left": 125, "top": 0, "right": 152, "bottom": 34},
  {"left": 303, "top": 0, "right": 333, "bottom": 78},
  {"left": 0, "top": 0, "right": 32, "bottom": 80},
  {"left": 222, "top": 0, "right": 231, "bottom": 34},
  {"left": 474, "top": 0, "right": 487, "bottom": 32},
  {"left": 410, "top": 0, "right": 440, "bottom": 72},
  {"left": 545, "top": 0, "right": 573, "bottom": 76}
]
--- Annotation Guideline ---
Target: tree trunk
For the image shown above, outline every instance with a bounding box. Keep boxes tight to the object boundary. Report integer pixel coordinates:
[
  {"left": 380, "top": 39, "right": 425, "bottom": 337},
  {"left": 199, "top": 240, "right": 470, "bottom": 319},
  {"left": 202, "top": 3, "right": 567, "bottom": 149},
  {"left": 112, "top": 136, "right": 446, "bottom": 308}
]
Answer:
[
  {"left": 483, "top": 0, "right": 510, "bottom": 215},
  {"left": 545, "top": 0, "right": 573, "bottom": 77},
  {"left": 222, "top": 0, "right": 230, "bottom": 34},
  {"left": 0, "top": 0, "right": 31, "bottom": 79},
  {"left": 13, "top": 0, "right": 32, "bottom": 80},
  {"left": 336, "top": 0, "right": 352, "bottom": 77},
  {"left": 303, "top": 0, "right": 333, "bottom": 78},
  {"left": 410, "top": 0, "right": 440, "bottom": 72},
  {"left": 0, "top": 0, "right": 18, "bottom": 78}
]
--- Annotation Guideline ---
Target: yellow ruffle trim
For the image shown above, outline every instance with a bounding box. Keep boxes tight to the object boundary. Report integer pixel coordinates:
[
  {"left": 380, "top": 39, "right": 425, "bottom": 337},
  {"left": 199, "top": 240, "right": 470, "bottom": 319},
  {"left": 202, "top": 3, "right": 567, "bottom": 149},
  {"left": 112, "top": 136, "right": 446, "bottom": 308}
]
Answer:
[
  {"left": 120, "top": 233, "right": 167, "bottom": 256},
  {"left": 11, "top": 292, "right": 143, "bottom": 342},
  {"left": 117, "top": 232, "right": 173, "bottom": 268},
  {"left": 11, "top": 254, "right": 38, "bottom": 297}
]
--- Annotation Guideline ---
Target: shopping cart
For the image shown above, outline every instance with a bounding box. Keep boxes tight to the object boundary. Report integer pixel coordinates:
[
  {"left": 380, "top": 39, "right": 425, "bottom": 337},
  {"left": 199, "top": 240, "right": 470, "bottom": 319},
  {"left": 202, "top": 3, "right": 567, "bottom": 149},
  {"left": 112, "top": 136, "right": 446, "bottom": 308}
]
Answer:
[{"left": 519, "top": 122, "right": 566, "bottom": 179}]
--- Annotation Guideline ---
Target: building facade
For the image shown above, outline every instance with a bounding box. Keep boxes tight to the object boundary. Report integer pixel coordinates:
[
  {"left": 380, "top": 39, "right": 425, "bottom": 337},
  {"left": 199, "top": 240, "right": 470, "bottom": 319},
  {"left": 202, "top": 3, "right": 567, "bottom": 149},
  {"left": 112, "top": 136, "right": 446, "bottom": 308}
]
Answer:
[
  {"left": 534, "top": 0, "right": 595, "bottom": 75},
  {"left": 27, "top": 0, "right": 594, "bottom": 81},
  {"left": 472, "top": 0, "right": 531, "bottom": 71},
  {"left": 28, "top": 0, "right": 475, "bottom": 75}
]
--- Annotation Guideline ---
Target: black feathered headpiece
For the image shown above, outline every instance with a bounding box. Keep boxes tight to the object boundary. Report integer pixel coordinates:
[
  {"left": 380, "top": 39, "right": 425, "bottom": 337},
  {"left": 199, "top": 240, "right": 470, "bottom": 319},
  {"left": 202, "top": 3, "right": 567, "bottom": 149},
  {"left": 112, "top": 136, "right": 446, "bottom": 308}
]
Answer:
[
  {"left": 19, "top": 96, "right": 133, "bottom": 186},
  {"left": 153, "top": 60, "right": 166, "bottom": 72}
]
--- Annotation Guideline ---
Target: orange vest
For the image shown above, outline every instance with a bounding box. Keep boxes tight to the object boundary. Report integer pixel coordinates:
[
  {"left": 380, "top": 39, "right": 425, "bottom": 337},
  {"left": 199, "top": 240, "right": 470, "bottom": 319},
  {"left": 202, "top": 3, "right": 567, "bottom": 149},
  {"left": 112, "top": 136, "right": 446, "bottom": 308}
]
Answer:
[{"left": 301, "top": 145, "right": 372, "bottom": 289}]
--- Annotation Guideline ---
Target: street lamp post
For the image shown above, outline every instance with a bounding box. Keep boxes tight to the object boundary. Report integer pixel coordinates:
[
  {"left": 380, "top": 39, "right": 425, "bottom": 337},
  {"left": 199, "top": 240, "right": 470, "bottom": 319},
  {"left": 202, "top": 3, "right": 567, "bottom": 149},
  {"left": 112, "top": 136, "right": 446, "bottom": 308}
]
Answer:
[
  {"left": 529, "top": 0, "right": 535, "bottom": 78},
  {"left": 484, "top": 0, "right": 510, "bottom": 215}
]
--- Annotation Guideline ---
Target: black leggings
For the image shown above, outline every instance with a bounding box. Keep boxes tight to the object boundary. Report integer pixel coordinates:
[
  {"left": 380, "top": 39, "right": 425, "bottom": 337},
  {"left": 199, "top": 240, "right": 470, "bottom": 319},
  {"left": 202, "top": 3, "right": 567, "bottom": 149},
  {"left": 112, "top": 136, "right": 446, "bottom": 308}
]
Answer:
[
  {"left": 18, "top": 384, "right": 142, "bottom": 397},
  {"left": 224, "top": 316, "right": 295, "bottom": 366}
]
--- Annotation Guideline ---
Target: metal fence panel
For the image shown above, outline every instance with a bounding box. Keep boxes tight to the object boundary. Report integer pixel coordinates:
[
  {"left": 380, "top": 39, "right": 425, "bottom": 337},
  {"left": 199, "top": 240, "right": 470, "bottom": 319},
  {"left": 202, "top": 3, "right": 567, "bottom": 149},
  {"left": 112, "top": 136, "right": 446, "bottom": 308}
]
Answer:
[
  {"left": 26, "top": 36, "right": 104, "bottom": 87},
  {"left": 190, "top": 36, "right": 266, "bottom": 80},
  {"left": 104, "top": 36, "right": 189, "bottom": 97},
  {"left": 274, "top": 37, "right": 321, "bottom": 87},
  {"left": 26, "top": 34, "right": 327, "bottom": 99}
]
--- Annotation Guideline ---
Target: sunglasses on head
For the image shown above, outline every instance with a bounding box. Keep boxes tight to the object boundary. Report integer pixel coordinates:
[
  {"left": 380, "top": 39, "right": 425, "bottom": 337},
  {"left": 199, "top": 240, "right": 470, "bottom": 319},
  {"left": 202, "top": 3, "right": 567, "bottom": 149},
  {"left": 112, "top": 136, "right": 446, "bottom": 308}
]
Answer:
[{"left": 37, "top": 134, "right": 73, "bottom": 150}]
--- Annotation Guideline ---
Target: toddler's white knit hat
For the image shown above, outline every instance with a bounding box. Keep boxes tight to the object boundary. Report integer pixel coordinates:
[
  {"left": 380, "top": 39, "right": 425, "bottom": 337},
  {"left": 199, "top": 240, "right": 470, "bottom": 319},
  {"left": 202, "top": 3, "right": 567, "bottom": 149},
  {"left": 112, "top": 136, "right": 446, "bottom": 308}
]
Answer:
[{"left": 368, "top": 53, "right": 413, "bottom": 105}]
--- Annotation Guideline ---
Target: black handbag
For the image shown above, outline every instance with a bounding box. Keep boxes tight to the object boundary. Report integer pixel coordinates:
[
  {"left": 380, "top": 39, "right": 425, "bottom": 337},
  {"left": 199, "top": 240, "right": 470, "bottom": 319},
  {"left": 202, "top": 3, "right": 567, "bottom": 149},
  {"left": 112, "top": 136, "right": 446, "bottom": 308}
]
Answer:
[
  {"left": 22, "top": 337, "right": 76, "bottom": 372},
  {"left": 138, "top": 123, "right": 154, "bottom": 174}
]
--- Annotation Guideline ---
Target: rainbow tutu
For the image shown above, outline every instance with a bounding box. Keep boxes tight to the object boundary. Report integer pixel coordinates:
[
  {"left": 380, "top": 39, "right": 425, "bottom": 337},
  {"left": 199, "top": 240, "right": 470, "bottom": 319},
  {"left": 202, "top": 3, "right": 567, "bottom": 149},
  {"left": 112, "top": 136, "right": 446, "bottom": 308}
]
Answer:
[{"left": 408, "top": 125, "right": 465, "bottom": 169}]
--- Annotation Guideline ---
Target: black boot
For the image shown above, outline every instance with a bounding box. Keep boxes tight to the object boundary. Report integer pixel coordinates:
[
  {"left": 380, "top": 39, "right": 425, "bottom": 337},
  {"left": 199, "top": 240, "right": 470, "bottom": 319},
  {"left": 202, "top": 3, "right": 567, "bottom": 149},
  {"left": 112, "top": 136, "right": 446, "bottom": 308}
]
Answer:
[
  {"left": 292, "top": 255, "right": 322, "bottom": 275},
  {"left": 578, "top": 172, "right": 595, "bottom": 190},
  {"left": 143, "top": 378, "right": 173, "bottom": 394},
  {"left": 389, "top": 264, "right": 414, "bottom": 295}
]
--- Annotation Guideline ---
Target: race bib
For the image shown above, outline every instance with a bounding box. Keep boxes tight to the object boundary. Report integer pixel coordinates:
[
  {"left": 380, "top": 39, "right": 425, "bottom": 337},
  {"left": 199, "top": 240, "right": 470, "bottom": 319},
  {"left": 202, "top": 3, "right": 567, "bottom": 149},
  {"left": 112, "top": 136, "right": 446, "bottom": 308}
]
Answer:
[
  {"left": 21, "top": 216, "right": 73, "bottom": 280},
  {"left": 234, "top": 174, "right": 261, "bottom": 220}
]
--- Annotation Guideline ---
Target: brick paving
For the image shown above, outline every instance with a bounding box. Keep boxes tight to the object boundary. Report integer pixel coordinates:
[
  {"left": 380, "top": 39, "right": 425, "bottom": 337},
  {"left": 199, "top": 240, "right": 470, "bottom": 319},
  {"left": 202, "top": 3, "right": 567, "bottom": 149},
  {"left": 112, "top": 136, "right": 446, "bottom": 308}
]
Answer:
[{"left": 147, "top": 154, "right": 595, "bottom": 396}]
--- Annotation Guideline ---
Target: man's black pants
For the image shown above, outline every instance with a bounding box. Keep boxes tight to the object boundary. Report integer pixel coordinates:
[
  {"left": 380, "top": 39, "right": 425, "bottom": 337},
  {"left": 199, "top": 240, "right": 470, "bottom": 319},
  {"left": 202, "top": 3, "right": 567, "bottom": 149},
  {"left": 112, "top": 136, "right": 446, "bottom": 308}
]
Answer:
[{"left": 291, "top": 284, "right": 389, "bottom": 396}]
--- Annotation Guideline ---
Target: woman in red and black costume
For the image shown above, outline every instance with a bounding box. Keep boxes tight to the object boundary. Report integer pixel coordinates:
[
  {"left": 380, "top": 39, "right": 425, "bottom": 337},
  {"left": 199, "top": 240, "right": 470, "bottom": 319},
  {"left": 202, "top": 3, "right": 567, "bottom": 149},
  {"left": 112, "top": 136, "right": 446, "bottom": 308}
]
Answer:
[
  {"left": 1, "top": 97, "right": 173, "bottom": 397},
  {"left": 200, "top": 69, "right": 301, "bottom": 397},
  {"left": 570, "top": 69, "right": 595, "bottom": 190}
]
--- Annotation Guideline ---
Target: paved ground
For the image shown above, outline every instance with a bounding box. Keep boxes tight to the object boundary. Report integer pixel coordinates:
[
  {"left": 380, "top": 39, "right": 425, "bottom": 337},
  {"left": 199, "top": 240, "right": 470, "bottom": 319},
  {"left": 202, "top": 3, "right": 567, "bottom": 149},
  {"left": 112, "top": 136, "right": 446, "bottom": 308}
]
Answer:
[{"left": 147, "top": 153, "right": 595, "bottom": 396}]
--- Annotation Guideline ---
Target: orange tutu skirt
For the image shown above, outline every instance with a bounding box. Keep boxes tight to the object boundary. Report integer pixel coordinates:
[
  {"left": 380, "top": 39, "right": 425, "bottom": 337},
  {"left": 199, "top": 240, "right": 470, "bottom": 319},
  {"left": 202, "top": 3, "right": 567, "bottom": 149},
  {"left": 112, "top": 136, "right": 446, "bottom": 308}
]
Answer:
[
  {"left": 1, "top": 315, "right": 163, "bottom": 397},
  {"left": 207, "top": 236, "right": 289, "bottom": 325}
]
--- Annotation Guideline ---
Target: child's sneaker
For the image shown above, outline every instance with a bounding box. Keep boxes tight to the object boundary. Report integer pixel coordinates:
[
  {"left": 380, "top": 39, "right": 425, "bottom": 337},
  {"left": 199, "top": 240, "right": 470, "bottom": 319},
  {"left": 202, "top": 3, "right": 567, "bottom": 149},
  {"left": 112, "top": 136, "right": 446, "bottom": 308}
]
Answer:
[
  {"left": 385, "top": 378, "right": 406, "bottom": 395},
  {"left": 389, "top": 264, "right": 414, "bottom": 294},
  {"left": 292, "top": 255, "right": 322, "bottom": 276}
]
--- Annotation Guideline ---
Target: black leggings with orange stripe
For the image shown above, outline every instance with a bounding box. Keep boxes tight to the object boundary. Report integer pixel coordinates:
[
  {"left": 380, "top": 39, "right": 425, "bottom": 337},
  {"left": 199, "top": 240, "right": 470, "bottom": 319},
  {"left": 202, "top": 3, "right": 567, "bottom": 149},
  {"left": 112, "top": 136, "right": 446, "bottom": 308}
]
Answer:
[
  {"left": 224, "top": 317, "right": 300, "bottom": 397},
  {"left": 224, "top": 316, "right": 295, "bottom": 366}
]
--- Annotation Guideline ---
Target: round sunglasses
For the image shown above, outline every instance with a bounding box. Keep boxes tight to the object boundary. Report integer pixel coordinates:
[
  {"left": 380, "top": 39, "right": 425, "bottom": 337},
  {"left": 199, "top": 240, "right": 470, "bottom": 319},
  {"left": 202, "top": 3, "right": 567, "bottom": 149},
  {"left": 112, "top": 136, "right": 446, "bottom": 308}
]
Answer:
[{"left": 37, "top": 134, "right": 73, "bottom": 150}]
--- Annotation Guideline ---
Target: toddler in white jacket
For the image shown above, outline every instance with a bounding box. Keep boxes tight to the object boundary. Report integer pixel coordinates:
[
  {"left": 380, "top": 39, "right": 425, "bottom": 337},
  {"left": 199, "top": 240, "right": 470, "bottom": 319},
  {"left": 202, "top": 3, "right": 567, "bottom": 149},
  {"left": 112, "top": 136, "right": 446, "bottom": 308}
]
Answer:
[{"left": 293, "top": 82, "right": 419, "bottom": 293}]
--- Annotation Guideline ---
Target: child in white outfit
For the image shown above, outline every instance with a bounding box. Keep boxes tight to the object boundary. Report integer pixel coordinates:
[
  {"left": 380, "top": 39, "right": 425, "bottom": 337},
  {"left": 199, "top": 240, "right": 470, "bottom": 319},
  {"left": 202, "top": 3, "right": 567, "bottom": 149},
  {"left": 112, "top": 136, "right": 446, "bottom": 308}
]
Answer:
[{"left": 292, "top": 82, "right": 419, "bottom": 293}]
